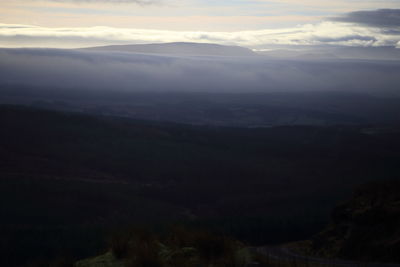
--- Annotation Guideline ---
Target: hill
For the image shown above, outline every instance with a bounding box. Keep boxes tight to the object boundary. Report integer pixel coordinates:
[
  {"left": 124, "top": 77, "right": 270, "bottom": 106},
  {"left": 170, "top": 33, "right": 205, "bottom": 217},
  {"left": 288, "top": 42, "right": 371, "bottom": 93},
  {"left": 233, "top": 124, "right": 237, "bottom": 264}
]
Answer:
[
  {"left": 82, "top": 42, "right": 257, "bottom": 57},
  {"left": 1, "top": 105, "right": 400, "bottom": 266},
  {"left": 310, "top": 180, "right": 400, "bottom": 263}
]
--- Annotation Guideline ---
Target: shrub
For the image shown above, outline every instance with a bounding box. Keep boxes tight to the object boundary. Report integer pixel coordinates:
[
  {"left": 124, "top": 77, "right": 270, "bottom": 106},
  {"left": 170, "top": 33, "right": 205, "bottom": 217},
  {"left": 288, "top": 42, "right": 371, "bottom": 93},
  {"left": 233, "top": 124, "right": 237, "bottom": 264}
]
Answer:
[{"left": 109, "top": 225, "right": 251, "bottom": 267}]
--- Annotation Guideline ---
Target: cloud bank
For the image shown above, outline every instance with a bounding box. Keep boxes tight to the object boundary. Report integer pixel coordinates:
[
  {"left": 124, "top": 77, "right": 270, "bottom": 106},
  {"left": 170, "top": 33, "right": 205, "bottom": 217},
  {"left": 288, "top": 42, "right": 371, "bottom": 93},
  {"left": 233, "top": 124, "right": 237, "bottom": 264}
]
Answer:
[
  {"left": 0, "top": 21, "right": 399, "bottom": 49},
  {"left": 1, "top": 9, "right": 400, "bottom": 49}
]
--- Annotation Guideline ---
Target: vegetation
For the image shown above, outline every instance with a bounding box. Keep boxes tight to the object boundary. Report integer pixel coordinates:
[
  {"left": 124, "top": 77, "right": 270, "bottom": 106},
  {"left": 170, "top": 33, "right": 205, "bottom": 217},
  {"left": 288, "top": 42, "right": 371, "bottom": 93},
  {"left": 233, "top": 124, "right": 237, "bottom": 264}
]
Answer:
[
  {"left": 284, "top": 180, "right": 400, "bottom": 265},
  {"left": 76, "top": 252, "right": 124, "bottom": 267},
  {"left": 1, "top": 105, "right": 400, "bottom": 266},
  {"left": 77, "top": 226, "right": 252, "bottom": 267},
  {"left": 305, "top": 180, "right": 400, "bottom": 263}
]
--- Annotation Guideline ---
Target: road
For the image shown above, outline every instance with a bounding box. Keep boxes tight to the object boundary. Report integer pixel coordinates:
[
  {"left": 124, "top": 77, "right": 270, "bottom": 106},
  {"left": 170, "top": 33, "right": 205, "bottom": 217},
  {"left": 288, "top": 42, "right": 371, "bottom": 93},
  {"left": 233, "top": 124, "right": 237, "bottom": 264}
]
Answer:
[{"left": 252, "top": 246, "right": 400, "bottom": 267}]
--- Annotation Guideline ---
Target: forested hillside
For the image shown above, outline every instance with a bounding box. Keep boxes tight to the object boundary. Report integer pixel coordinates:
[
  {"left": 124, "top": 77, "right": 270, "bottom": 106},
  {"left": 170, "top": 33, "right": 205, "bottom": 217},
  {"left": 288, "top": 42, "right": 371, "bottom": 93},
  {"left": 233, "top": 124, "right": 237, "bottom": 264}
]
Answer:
[{"left": 1, "top": 105, "right": 400, "bottom": 266}]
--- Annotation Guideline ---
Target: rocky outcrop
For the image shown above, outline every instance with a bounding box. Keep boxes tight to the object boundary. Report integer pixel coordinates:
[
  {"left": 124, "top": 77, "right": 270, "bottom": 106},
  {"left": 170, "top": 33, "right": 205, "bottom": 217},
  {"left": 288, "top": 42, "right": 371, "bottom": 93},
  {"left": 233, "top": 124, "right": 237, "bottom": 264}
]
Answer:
[{"left": 311, "top": 180, "right": 400, "bottom": 263}]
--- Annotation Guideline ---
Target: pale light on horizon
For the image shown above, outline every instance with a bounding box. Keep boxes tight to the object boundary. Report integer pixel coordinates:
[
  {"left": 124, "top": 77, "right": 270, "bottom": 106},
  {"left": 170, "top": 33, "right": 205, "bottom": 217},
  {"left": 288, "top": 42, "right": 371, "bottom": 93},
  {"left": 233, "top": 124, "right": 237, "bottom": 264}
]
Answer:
[{"left": 0, "top": 0, "right": 400, "bottom": 49}]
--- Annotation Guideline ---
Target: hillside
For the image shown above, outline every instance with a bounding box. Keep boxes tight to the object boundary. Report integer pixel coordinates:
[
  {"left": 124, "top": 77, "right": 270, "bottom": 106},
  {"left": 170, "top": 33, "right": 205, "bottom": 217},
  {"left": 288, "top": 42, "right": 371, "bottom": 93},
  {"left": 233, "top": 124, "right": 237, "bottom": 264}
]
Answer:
[
  {"left": 1, "top": 105, "right": 400, "bottom": 266},
  {"left": 308, "top": 180, "right": 400, "bottom": 263},
  {"left": 75, "top": 227, "right": 252, "bottom": 267}
]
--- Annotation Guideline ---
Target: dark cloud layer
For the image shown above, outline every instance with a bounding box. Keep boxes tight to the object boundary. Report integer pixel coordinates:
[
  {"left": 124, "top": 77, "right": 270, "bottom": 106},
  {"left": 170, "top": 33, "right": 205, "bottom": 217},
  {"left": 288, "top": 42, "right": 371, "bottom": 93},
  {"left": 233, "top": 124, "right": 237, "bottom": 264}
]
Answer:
[
  {"left": 331, "top": 9, "right": 400, "bottom": 27},
  {"left": 0, "top": 48, "right": 399, "bottom": 96}
]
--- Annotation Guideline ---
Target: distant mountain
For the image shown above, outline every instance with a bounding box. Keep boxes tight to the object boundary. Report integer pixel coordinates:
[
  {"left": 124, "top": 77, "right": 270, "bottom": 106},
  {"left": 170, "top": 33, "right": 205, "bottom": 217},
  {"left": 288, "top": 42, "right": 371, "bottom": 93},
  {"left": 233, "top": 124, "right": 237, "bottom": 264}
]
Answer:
[{"left": 82, "top": 42, "right": 257, "bottom": 56}]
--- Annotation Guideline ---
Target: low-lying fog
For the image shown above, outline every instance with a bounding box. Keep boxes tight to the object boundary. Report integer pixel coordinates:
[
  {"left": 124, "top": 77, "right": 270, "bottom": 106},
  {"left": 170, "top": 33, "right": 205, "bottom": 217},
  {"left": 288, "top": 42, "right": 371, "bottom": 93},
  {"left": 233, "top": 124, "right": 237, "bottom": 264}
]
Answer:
[{"left": 1, "top": 46, "right": 400, "bottom": 96}]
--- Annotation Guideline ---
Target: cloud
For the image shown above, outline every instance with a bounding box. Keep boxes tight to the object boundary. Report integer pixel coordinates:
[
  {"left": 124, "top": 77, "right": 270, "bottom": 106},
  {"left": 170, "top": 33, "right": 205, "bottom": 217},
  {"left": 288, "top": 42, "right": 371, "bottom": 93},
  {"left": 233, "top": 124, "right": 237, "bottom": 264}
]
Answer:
[
  {"left": 330, "top": 9, "right": 400, "bottom": 27},
  {"left": 1, "top": 20, "right": 400, "bottom": 49},
  {"left": 312, "top": 35, "right": 377, "bottom": 44},
  {"left": 1, "top": 9, "right": 400, "bottom": 49},
  {"left": 35, "top": 0, "right": 158, "bottom": 4}
]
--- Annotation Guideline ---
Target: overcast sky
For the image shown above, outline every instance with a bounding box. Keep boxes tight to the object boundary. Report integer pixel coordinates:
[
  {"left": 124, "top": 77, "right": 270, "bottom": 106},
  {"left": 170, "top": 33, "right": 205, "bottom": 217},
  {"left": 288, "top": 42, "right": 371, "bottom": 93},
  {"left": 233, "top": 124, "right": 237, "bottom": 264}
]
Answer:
[{"left": 0, "top": 1, "right": 399, "bottom": 48}]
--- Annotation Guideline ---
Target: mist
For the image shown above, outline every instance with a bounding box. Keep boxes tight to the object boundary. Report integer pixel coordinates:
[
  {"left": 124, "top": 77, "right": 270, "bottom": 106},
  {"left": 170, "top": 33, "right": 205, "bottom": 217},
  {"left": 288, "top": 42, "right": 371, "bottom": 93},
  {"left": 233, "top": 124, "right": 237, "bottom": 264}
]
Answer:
[{"left": 1, "top": 48, "right": 400, "bottom": 97}]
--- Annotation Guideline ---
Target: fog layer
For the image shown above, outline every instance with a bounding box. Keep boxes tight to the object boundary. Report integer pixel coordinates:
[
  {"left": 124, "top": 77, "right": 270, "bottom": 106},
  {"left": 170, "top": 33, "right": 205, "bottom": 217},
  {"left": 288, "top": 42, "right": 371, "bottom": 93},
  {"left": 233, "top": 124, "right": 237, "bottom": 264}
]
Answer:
[{"left": 1, "top": 48, "right": 400, "bottom": 96}]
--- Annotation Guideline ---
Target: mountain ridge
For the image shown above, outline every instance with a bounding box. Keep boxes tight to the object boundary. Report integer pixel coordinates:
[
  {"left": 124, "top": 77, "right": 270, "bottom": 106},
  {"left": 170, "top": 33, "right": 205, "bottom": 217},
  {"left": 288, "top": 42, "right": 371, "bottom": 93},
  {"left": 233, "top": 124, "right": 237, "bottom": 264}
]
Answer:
[{"left": 81, "top": 42, "right": 257, "bottom": 57}]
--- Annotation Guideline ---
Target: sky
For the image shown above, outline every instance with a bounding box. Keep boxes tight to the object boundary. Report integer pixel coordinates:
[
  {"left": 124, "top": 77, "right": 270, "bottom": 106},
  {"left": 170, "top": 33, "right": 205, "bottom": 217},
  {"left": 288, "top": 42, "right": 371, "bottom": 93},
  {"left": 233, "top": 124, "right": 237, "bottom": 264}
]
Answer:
[{"left": 0, "top": 0, "right": 400, "bottom": 48}]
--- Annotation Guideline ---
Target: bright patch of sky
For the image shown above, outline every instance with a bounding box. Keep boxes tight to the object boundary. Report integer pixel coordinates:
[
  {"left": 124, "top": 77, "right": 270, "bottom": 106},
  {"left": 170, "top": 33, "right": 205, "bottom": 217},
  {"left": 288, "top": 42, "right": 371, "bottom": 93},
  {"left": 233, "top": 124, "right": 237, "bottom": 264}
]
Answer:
[{"left": 0, "top": 0, "right": 399, "bottom": 48}]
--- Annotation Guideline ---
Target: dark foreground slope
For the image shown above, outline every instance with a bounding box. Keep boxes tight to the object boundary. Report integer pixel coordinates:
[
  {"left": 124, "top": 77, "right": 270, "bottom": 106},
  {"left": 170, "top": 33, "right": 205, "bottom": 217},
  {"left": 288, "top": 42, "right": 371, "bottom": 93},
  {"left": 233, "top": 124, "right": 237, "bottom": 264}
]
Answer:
[
  {"left": 309, "top": 180, "right": 400, "bottom": 263},
  {"left": 1, "top": 105, "right": 400, "bottom": 266}
]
